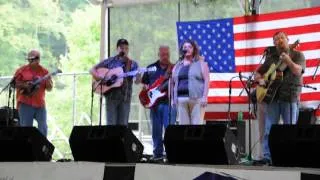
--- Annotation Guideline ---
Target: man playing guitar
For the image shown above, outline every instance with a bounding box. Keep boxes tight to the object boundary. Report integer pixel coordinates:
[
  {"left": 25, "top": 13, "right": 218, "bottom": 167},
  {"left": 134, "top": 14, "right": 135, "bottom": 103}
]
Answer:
[
  {"left": 254, "top": 31, "right": 306, "bottom": 165},
  {"left": 14, "top": 49, "right": 53, "bottom": 137},
  {"left": 90, "top": 39, "right": 140, "bottom": 126},
  {"left": 141, "top": 45, "right": 174, "bottom": 161}
]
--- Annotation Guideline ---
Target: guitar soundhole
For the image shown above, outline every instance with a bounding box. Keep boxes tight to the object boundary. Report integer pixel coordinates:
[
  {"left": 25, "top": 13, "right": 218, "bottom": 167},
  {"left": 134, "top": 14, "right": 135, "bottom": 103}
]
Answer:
[{"left": 106, "top": 75, "right": 117, "bottom": 86}]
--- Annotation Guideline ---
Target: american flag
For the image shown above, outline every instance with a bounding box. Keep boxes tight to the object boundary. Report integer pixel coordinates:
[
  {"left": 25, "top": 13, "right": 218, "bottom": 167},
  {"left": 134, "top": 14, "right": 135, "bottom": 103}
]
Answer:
[{"left": 176, "top": 6, "right": 320, "bottom": 121}]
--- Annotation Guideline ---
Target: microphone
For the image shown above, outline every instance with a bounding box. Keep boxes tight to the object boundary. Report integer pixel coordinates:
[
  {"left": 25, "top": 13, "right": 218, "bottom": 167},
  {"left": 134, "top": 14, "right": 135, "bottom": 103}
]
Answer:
[
  {"left": 239, "top": 71, "right": 242, "bottom": 80},
  {"left": 179, "top": 49, "right": 187, "bottom": 60},
  {"left": 181, "top": 49, "right": 187, "bottom": 55},
  {"left": 118, "top": 51, "right": 125, "bottom": 57}
]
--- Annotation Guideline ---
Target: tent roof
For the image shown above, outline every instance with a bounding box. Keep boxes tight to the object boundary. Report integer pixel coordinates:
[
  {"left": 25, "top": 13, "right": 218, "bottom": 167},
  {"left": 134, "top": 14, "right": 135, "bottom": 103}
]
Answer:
[{"left": 103, "top": 0, "right": 177, "bottom": 7}]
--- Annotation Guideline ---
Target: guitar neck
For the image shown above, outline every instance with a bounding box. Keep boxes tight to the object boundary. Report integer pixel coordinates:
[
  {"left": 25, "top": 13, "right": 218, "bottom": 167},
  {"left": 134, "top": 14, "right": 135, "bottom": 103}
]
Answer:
[
  {"left": 33, "top": 72, "right": 57, "bottom": 84},
  {"left": 119, "top": 69, "right": 147, "bottom": 79}
]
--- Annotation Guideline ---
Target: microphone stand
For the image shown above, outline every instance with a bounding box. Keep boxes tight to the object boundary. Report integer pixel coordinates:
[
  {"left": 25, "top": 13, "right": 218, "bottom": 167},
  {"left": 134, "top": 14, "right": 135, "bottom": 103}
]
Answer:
[
  {"left": 167, "top": 72, "right": 175, "bottom": 125},
  {"left": 92, "top": 80, "right": 105, "bottom": 126},
  {"left": 288, "top": 83, "right": 317, "bottom": 125},
  {"left": 168, "top": 53, "right": 185, "bottom": 125},
  {"left": 238, "top": 73, "right": 253, "bottom": 164},
  {"left": 0, "top": 77, "right": 17, "bottom": 127},
  {"left": 227, "top": 76, "right": 241, "bottom": 122},
  {"left": 92, "top": 73, "right": 111, "bottom": 126},
  {"left": 238, "top": 49, "right": 267, "bottom": 97},
  {"left": 312, "top": 59, "right": 320, "bottom": 80},
  {"left": 90, "top": 81, "right": 94, "bottom": 126}
]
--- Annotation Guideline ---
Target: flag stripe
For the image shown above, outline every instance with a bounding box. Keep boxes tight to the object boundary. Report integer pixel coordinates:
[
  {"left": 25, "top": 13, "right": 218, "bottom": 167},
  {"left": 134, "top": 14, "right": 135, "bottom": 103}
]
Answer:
[
  {"left": 208, "top": 92, "right": 320, "bottom": 104},
  {"left": 233, "top": 15, "right": 320, "bottom": 34},
  {"left": 234, "top": 33, "right": 320, "bottom": 49},
  {"left": 233, "top": 6, "right": 320, "bottom": 24},
  {"left": 210, "top": 76, "right": 320, "bottom": 89},
  {"left": 235, "top": 41, "right": 320, "bottom": 57},
  {"left": 205, "top": 112, "right": 252, "bottom": 120},
  {"left": 234, "top": 24, "right": 320, "bottom": 41},
  {"left": 235, "top": 50, "right": 320, "bottom": 66}
]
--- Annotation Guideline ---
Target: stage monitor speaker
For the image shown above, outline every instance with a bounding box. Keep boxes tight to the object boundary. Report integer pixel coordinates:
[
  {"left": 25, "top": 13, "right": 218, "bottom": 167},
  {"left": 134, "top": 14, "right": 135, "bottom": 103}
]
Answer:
[
  {"left": 0, "top": 106, "right": 19, "bottom": 126},
  {"left": 297, "top": 108, "right": 316, "bottom": 125},
  {"left": 0, "top": 127, "right": 54, "bottom": 161},
  {"left": 269, "top": 125, "right": 320, "bottom": 168},
  {"left": 69, "top": 125, "right": 144, "bottom": 163},
  {"left": 164, "top": 124, "right": 239, "bottom": 165}
]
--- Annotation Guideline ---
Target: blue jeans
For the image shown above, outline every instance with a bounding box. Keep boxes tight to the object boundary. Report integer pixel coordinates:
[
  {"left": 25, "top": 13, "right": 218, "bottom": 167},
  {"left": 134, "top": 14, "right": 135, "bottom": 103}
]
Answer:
[
  {"left": 150, "top": 103, "right": 170, "bottom": 158},
  {"left": 169, "top": 105, "right": 177, "bottom": 125},
  {"left": 263, "top": 100, "right": 299, "bottom": 161},
  {"left": 18, "top": 103, "right": 48, "bottom": 137},
  {"left": 105, "top": 99, "right": 131, "bottom": 125}
]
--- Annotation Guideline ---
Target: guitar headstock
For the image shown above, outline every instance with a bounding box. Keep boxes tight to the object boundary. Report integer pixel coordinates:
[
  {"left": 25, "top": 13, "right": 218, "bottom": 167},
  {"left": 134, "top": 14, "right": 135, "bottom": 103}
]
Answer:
[
  {"left": 137, "top": 66, "right": 157, "bottom": 74},
  {"left": 290, "top": 39, "right": 300, "bottom": 50},
  {"left": 147, "top": 66, "right": 157, "bottom": 72}
]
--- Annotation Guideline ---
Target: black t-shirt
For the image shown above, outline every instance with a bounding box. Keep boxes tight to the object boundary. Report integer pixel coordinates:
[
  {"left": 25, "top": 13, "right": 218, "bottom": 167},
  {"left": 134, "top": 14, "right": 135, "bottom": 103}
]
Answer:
[{"left": 257, "top": 49, "right": 306, "bottom": 102}]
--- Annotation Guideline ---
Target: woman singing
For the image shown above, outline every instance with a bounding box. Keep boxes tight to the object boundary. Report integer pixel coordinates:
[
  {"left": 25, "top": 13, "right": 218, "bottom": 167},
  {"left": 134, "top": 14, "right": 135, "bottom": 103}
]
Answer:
[{"left": 172, "top": 39, "right": 210, "bottom": 124}]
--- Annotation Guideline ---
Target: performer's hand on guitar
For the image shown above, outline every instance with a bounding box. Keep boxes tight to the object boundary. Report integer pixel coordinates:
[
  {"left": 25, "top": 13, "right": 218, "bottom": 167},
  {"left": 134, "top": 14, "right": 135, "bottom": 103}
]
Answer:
[
  {"left": 45, "top": 77, "right": 53, "bottom": 91},
  {"left": 15, "top": 81, "right": 31, "bottom": 89},
  {"left": 258, "top": 79, "right": 266, "bottom": 86},
  {"left": 142, "top": 84, "right": 149, "bottom": 90},
  {"left": 280, "top": 52, "right": 292, "bottom": 65}
]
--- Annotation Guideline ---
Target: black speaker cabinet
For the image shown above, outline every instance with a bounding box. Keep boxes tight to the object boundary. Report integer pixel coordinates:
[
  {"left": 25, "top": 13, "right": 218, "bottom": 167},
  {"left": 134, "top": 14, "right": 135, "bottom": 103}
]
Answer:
[
  {"left": 269, "top": 125, "right": 320, "bottom": 168},
  {"left": 69, "top": 125, "right": 144, "bottom": 163},
  {"left": 0, "top": 127, "right": 54, "bottom": 161},
  {"left": 0, "top": 106, "right": 19, "bottom": 126},
  {"left": 164, "top": 124, "right": 239, "bottom": 165},
  {"left": 297, "top": 108, "right": 316, "bottom": 125}
]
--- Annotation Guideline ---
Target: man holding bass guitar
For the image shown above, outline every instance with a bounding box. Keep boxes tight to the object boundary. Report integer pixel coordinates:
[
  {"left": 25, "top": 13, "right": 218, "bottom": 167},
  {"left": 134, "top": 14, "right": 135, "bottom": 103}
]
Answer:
[
  {"left": 14, "top": 49, "right": 53, "bottom": 137},
  {"left": 254, "top": 31, "right": 306, "bottom": 165},
  {"left": 140, "top": 45, "right": 174, "bottom": 161},
  {"left": 90, "top": 39, "right": 140, "bottom": 126}
]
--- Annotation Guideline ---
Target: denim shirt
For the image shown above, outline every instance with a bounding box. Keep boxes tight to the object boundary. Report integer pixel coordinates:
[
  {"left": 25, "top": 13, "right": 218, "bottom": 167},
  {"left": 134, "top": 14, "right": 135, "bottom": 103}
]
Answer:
[{"left": 96, "top": 56, "right": 139, "bottom": 102}]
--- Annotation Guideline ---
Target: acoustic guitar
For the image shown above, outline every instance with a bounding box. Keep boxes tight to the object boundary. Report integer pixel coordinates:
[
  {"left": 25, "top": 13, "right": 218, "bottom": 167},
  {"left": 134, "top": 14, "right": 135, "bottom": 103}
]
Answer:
[
  {"left": 256, "top": 40, "right": 299, "bottom": 103},
  {"left": 19, "top": 69, "right": 62, "bottom": 97},
  {"left": 92, "top": 66, "right": 157, "bottom": 94}
]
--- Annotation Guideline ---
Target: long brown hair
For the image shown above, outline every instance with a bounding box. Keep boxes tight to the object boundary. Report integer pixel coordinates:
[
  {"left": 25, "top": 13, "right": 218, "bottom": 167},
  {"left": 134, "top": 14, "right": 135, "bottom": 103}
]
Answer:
[{"left": 179, "top": 39, "right": 200, "bottom": 60}]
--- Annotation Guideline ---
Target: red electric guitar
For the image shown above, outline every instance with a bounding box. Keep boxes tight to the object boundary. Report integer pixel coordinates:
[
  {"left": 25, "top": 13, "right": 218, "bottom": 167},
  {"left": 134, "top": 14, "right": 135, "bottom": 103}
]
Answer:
[{"left": 139, "top": 75, "right": 169, "bottom": 108}]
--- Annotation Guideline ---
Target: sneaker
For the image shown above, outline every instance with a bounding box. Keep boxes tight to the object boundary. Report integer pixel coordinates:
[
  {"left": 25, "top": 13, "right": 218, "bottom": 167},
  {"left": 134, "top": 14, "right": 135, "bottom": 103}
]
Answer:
[{"left": 149, "top": 156, "right": 164, "bottom": 163}]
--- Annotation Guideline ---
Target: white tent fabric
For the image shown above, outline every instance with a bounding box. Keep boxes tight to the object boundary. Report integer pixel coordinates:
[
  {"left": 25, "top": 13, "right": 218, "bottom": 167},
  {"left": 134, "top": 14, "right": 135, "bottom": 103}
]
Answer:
[{"left": 103, "top": 0, "right": 177, "bottom": 7}]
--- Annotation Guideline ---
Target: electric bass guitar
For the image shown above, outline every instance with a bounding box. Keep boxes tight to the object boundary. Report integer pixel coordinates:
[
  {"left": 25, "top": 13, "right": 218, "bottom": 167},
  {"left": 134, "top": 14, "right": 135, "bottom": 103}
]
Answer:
[
  {"left": 256, "top": 40, "right": 299, "bottom": 103},
  {"left": 139, "top": 76, "right": 169, "bottom": 108},
  {"left": 19, "top": 69, "right": 62, "bottom": 97},
  {"left": 92, "top": 66, "right": 157, "bottom": 94}
]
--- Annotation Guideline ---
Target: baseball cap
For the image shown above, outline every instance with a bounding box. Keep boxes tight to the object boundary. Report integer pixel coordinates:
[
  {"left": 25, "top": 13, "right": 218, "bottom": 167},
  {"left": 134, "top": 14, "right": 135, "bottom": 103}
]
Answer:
[
  {"left": 116, "top": 39, "right": 129, "bottom": 47},
  {"left": 26, "top": 49, "right": 40, "bottom": 60}
]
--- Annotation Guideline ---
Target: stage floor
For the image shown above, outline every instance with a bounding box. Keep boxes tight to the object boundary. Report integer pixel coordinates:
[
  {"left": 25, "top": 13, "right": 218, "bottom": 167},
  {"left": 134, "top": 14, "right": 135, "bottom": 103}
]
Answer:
[{"left": 0, "top": 162, "right": 319, "bottom": 180}]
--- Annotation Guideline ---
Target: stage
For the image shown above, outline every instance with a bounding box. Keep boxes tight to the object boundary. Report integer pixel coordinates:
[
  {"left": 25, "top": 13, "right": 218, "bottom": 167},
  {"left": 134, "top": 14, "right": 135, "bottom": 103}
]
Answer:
[{"left": 0, "top": 162, "right": 320, "bottom": 180}]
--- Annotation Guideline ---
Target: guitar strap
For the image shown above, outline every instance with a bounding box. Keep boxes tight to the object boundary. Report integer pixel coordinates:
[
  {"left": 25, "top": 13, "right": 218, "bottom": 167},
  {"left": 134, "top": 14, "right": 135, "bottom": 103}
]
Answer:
[
  {"left": 123, "top": 59, "right": 132, "bottom": 101},
  {"left": 164, "top": 63, "right": 174, "bottom": 78},
  {"left": 125, "top": 59, "right": 132, "bottom": 72}
]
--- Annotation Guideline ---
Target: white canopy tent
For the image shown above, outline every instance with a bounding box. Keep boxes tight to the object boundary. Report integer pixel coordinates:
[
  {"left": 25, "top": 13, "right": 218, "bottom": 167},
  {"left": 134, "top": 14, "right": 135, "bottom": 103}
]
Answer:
[{"left": 93, "top": 0, "right": 177, "bottom": 7}]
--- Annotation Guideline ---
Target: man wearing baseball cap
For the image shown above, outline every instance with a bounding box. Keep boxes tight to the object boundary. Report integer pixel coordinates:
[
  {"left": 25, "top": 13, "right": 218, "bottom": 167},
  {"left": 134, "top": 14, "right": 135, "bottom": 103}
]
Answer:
[
  {"left": 91, "top": 39, "right": 140, "bottom": 126},
  {"left": 13, "top": 49, "right": 53, "bottom": 137}
]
